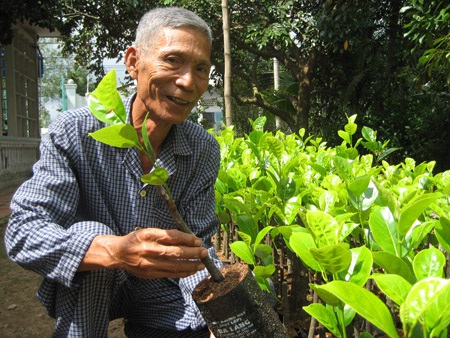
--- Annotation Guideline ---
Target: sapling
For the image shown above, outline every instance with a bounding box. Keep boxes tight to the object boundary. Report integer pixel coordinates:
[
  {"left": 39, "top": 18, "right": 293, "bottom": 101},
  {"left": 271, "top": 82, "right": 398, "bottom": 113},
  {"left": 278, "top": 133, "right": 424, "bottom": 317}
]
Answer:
[{"left": 88, "top": 69, "right": 224, "bottom": 282}]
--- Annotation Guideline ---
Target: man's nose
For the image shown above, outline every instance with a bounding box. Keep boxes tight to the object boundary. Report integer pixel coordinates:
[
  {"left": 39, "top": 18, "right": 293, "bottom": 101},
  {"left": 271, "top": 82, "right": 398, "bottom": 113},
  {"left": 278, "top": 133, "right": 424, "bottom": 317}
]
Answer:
[{"left": 175, "top": 69, "right": 195, "bottom": 90}]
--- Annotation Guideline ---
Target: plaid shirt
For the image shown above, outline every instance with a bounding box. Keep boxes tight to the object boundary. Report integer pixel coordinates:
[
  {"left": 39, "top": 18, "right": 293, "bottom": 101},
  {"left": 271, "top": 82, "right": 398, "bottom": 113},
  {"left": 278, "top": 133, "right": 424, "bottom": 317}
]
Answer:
[{"left": 5, "top": 95, "right": 222, "bottom": 333}]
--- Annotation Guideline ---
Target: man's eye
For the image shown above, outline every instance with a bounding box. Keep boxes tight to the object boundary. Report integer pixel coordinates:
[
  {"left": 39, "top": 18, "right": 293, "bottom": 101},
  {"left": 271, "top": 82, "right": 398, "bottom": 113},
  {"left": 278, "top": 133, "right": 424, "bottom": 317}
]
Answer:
[
  {"left": 166, "top": 57, "right": 179, "bottom": 64},
  {"left": 197, "top": 66, "right": 209, "bottom": 74}
]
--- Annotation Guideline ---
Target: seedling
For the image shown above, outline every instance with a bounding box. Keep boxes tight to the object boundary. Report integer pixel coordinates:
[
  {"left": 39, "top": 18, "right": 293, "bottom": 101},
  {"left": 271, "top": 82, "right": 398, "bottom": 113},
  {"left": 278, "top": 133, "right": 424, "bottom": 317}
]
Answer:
[{"left": 88, "top": 69, "right": 224, "bottom": 282}]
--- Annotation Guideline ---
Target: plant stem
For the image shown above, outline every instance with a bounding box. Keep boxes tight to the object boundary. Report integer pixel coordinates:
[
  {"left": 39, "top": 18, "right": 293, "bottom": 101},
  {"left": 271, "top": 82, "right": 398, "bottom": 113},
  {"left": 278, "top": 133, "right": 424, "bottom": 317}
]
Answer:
[{"left": 154, "top": 184, "right": 225, "bottom": 282}]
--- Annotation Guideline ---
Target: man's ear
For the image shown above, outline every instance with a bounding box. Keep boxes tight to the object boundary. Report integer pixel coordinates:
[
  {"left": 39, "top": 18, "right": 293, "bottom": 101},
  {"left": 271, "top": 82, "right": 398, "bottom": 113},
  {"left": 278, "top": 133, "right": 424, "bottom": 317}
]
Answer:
[{"left": 125, "top": 46, "right": 139, "bottom": 79}]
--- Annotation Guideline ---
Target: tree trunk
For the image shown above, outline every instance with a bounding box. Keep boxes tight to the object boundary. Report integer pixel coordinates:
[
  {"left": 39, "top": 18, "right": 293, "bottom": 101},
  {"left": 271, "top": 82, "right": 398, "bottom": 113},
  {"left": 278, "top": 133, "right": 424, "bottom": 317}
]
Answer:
[{"left": 222, "top": 0, "right": 233, "bottom": 126}]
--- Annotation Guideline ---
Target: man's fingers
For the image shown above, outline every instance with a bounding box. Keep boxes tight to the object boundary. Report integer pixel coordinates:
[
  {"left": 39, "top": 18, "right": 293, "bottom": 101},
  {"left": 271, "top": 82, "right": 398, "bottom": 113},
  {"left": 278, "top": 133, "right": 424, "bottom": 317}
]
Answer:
[
  {"left": 129, "top": 257, "right": 206, "bottom": 279},
  {"left": 136, "top": 228, "right": 203, "bottom": 247},
  {"left": 136, "top": 239, "right": 208, "bottom": 260},
  {"left": 112, "top": 227, "right": 209, "bottom": 279}
]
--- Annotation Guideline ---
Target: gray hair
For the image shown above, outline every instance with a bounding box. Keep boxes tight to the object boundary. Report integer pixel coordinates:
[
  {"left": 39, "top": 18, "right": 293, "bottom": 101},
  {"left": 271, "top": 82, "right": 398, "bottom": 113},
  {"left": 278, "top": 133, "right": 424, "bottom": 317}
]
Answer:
[{"left": 135, "top": 7, "right": 212, "bottom": 53}]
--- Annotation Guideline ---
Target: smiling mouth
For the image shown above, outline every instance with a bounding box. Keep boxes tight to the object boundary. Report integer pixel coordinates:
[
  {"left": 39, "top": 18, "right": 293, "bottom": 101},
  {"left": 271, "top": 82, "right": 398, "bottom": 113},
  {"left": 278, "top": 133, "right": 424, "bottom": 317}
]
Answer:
[{"left": 168, "top": 96, "right": 190, "bottom": 105}]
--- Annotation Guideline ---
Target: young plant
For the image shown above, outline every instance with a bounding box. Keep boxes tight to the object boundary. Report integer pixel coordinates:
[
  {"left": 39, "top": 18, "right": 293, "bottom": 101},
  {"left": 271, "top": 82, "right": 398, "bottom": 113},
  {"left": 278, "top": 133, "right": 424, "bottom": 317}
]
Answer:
[{"left": 88, "top": 69, "right": 224, "bottom": 282}]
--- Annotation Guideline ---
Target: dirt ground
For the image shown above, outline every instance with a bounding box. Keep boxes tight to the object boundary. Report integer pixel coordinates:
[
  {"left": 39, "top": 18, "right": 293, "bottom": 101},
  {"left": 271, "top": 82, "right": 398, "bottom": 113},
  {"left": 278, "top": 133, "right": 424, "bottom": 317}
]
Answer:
[{"left": 0, "top": 217, "right": 126, "bottom": 338}]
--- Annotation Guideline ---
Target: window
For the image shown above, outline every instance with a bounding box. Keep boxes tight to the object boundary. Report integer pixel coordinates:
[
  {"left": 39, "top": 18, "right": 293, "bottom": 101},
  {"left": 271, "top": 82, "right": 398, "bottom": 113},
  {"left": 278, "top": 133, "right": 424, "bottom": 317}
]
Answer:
[{"left": 1, "top": 47, "right": 7, "bottom": 136}]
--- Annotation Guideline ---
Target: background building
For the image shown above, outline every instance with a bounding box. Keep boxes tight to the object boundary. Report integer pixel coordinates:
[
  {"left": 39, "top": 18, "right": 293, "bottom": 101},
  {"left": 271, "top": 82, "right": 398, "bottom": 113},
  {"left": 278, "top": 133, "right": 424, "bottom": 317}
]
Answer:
[{"left": 0, "top": 23, "right": 57, "bottom": 190}]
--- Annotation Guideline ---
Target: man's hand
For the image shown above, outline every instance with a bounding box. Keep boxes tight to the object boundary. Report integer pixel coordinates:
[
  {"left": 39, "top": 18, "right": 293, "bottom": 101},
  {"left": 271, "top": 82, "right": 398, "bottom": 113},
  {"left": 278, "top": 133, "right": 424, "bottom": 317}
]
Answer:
[{"left": 79, "top": 228, "right": 208, "bottom": 279}]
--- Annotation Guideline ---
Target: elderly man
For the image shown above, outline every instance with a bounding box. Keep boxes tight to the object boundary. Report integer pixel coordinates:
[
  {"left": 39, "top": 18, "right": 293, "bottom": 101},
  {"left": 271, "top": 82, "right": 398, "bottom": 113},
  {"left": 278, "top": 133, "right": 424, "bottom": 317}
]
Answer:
[{"left": 5, "top": 7, "right": 221, "bottom": 338}]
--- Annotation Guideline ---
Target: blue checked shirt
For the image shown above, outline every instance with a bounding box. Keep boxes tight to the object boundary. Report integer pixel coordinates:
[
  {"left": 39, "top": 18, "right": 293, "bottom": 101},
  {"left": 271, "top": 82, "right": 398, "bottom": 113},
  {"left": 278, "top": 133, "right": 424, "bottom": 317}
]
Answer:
[{"left": 5, "top": 94, "right": 222, "bottom": 331}]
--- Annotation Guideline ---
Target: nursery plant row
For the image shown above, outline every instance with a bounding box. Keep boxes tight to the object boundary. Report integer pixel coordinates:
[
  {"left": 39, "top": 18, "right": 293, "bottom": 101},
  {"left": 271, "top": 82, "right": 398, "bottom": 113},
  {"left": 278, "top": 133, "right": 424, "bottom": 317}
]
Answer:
[{"left": 213, "top": 115, "right": 450, "bottom": 338}]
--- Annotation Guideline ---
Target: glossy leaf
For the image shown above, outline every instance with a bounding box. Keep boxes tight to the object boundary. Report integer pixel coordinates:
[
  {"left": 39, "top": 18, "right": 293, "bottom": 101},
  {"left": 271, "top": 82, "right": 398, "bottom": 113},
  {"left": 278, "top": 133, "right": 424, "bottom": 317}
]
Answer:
[
  {"left": 236, "top": 230, "right": 252, "bottom": 247},
  {"left": 362, "top": 126, "right": 376, "bottom": 142},
  {"left": 398, "top": 193, "right": 441, "bottom": 236},
  {"left": 251, "top": 116, "right": 266, "bottom": 132},
  {"left": 253, "top": 264, "right": 276, "bottom": 279},
  {"left": 255, "top": 226, "right": 274, "bottom": 246},
  {"left": 306, "top": 210, "right": 341, "bottom": 247},
  {"left": 349, "top": 177, "right": 378, "bottom": 211},
  {"left": 303, "top": 303, "right": 341, "bottom": 338},
  {"left": 266, "top": 135, "right": 284, "bottom": 161},
  {"left": 88, "top": 69, "right": 126, "bottom": 125},
  {"left": 348, "top": 175, "right": 370, "bottom": 197},
  {"left": 413, "top": 247, "right": 446, "bottom": 281},
  {"left": 310, "top": 283, "right": 342, "bottom": 307},
  {"left": 230, "top": 241, "right": 255, "bottom": 265},
  {"left": 289, "top": 231, "right": 321, "bottom": 271},
  {"left": 369, "top": 206, "right": 399, "bottom": 256},
  {"left": 313, "top": 281, "right": 399, "bottom": 338},
  {"left": 371, "top": 273, "right": 412, "bottom": 306},
  {"left": 338, "top": 130, "right": 351, "bottom": 145},
  {"left": 400, "top": 278, "right": 450, "bottom": 338},
  {"left": 345, "top": 121, "right": 357, "bottom": 136},
  {"left": 435, "top": 216, "right": 450, "bottom": 253},
  {"left": 254, "top": 243, "right": 273, "bottom": 266},
  {"left": 372, "top": 251, "right": 415, "bottom": 284},
  {"left": 89, "top": 124, "right": 142, "bottom": 149},
  {"left": 141, "top": 167, "right": 169, "bottom": 185},
  {"left": 310, "top": 243, "right": 352, "bottom": 274},
  {"left": 236, "top": 215, "right": 259, "bottom": 242},
  {"left": 337, "top": 246, "right": 373, "bottom": 287}
]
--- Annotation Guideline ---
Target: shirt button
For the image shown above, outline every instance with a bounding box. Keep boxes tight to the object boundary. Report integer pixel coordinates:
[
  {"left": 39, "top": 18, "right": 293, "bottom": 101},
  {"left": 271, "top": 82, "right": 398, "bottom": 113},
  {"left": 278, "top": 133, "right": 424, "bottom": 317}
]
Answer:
[{"left": 140, "top": 189, "right": 147, "bottom": 197}]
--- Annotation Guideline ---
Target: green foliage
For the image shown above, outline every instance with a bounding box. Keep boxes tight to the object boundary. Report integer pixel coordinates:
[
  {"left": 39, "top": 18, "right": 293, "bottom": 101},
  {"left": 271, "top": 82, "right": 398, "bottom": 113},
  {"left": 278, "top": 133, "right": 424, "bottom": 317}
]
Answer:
[
  {"left": 9, "top": 0, "right": 449, "bottom": 172},
  {"left": 214, "top": 115, "right": 450, "bottom": 337},
  {"left": 401, "top": 0, "right": 450, "bottom": 83},
  {"left": 87, "top": 70, "right": 165, "bottom": 185}
]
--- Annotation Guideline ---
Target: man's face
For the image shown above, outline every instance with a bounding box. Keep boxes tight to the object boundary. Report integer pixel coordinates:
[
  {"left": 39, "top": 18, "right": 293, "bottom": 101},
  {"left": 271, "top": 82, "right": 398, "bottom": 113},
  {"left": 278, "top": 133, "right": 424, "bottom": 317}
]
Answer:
[{"left": 132, "top": 26, "right": 211, "bottom": 125}]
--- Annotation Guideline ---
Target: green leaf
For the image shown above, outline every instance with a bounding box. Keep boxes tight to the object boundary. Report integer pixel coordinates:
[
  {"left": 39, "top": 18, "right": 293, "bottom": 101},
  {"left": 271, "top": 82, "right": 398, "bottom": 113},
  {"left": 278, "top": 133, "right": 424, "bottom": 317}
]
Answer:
[
  {"left": 348, "top": 175, "right": 371, "bottom": 197},
  {"left": 331, "top": 156, "right": 353, "bottom": 181},
  {"left": 141, "top": 167, "right": 169, "bottom": 185},
  {"left": 284, "top": 196, "right": 303, "bottom": 224},
  {"left": 371, "top": 273, "right": 412, "bottom": 306},
  {"left": 338, "top": 130, "right": 351, "bottom": 144},
  {"left": 348, "top": 177, "right": 378, "bottom": 211},
  {"left": 407, "top": 220, "right": 436, "bottom": 254},
  {"left": 88, "top": 69, "right": 126, "bottom": 125},
  {"left": 251, "top": 116, "right": 266, "bottom": 131},
  {"left": 255, "top": 226, "right": 274, "bottom": 246},
  {"left": 369, "top": 206, "right": 399, "bottom": 256},
  {"left": 306, "top": 210, "right": 341, "bottom": 247},
  {"left": 398, "top": 193, "right": 441, "bottom": 236},
  {"left": 236, "top": 215, "right": 259, "bottom": 242},
  {"left": 230, "top": 241, "right": 255, "bottom": 265},
  {"left": 337, "top": 246, "right": 373, "bottom": 287},
  {"left": 89, "top": 124, "right": 141, "bottom": 149},
  {"left": 310, "top": 283, "right": 342, "bottom": 307},
  {"left": 313, "top": 281, "right": 399, "bottom": 338},
  {"left": 310, "top": 244, "right": 352, "bottom": 274},
  {"left": 345, "top": 122, "right": 357, "bottom": 136},
  {"left": 372, "top": 180, "right": 398, "bottom": 218},
  {"left": 362, "top": 126, "right": 376, "bottom": 142},
  {"left": 253, "top": 264, "right": 276, "bottom": 279},
  {"left": 254, "top": 243, "right": 274, "bottom": 265},
  {"left": 303, "top": 303, "right": 342, "bottom": 338},
  {"left": 236, "top": 230, "right": 252, "bottom": 247},
  {"left": 413, "top": 247, "right": 446, "bottom": 281},
  {"left": 266, "top": 135, "right": 284, "bottom": 161},
  {"left": 400, "top": 278, "right": 450, "bottom": 338},
  {"left": 435, "top": 216, "right": 450, "bottom": 253},
  {"left": 289, "top": 231, "right": 321, "bottom": 271},
  {"left": 372, "top": 251, "right": 415, "bottom": 284}
]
